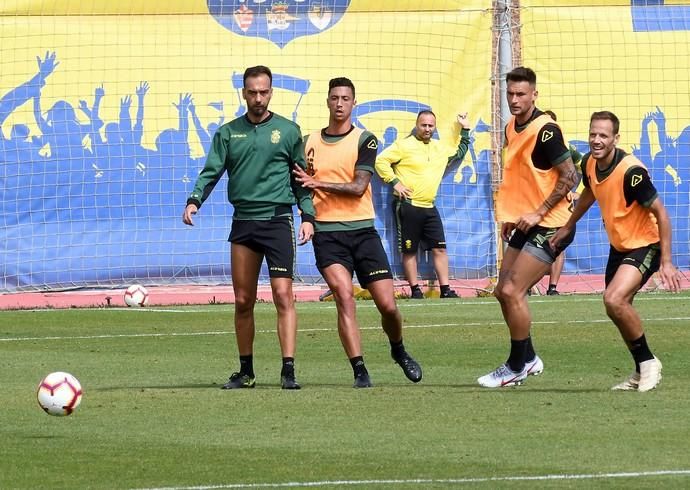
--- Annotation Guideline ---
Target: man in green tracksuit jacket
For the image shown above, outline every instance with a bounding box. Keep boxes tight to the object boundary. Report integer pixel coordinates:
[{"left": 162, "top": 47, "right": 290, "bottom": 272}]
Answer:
[{"left": 183, "top": 65, "right": 315, "bottom": 391}]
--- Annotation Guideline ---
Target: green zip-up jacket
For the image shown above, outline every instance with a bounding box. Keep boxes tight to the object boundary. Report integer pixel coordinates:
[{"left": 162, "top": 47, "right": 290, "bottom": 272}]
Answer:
[{"left": 187, "top": 112, "right": 315, "bottom": 221}]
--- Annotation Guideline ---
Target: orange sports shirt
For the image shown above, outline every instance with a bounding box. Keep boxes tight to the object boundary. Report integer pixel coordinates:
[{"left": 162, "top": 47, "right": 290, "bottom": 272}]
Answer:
[
  {"left": 584, "top": 153, "right": 659, "bottom": 251},
  {"left": 496, "top": 114, "right": 572, "bottom": 227}
]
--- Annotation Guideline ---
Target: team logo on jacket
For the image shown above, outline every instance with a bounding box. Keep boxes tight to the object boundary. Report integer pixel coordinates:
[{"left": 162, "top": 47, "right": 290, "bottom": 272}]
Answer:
[
  {"left": 207, "top": 1, "right": 352, "bottom": 48},
  {"left": 271, "top": 129, "right": 281, "bottom": 144}
]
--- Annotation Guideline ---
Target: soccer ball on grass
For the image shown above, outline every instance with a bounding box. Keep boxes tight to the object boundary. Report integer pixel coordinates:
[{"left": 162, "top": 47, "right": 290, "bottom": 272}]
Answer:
[
  {"left": 37, "top": 372, "right": 82, "bottom": 416},
  {"left": 124, "top": 284, "right": 149, "bottom": 307}
]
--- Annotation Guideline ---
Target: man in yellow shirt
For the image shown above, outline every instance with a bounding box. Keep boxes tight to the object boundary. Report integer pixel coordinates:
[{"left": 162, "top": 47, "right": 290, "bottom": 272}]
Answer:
[{"left": 375, "top": 111, "right": 471, "bottom": 299}]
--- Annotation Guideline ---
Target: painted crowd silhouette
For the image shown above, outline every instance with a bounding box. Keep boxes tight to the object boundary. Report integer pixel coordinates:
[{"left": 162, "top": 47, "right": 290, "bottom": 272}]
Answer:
[{"left": 1, "top": 52, "right": 687, "bottom": 289}]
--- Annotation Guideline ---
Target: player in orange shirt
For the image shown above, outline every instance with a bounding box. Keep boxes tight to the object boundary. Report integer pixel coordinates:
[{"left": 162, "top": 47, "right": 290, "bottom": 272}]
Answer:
[
  {"left": 477, "top": 67, "right": 579, "bottom": 388},
  {"left": 550, "top": 111, "right": 681, "bottom": 391}
]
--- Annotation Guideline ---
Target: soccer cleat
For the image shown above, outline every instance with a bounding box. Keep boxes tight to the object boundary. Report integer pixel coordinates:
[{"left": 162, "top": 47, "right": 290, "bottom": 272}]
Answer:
[
  {"left": 637, "top": 357, "right": 662, "bottom": 392},
  {"left": 546, "top": 287, "right": 560, "bottom": 296},
  {"left": 524, "top": 355, "right": 544, "bottom": 376},
  {"left": 440, "top": 289, "right": 459, "bottom": 299},
  {"left": 221, "top": 372, "right": 256, "bottom": 389},
  {"left": 393, "top": 351, "right": 423, "bottom": 383},
  {"left": 353, "top": 372, "right": 373, "bottom": 388},
  {"left": 477, "top": 363, "right": 527, "bottom": 388},
  {"left": 410, "top": 288, "right": 424, "bottom": 299},
  {"left": 281, "top": 373, "right": 301, "bottom": 390},
  {"left": 611, "top": 372, "right": 640, "bottom": 391}
]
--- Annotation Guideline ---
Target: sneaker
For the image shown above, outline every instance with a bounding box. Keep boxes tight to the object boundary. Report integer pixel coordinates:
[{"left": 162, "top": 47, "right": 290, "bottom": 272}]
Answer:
[
  {"left": 393, "top": 351, "right": 423, "bottom": 382},
  {"left": 221, "top": 372, "right": 256, "bottom": 389},
  {"left": 611, "top": 372, "right": 640, "bottom": 391},
  {"left": 524, "top": 355, "right": 544, "bottom": 376},
  {"left": 410, "top": 288, "right": 424, "bottom": 299},
  {"left": 440, "top": 289, "right": 459, "bottom": 299},
  {"left": 477, "top": 363, "right": 527, "bottom": 388},
  {"left": 638, "top": 357, "right": 662, "bottom": 392},
  {"left": 281, "top": 373, "right": 301, "bottom": 390},
  {"left": 353, "top": 372, "right": 373, "bottom": 388},
  {"left": 546, "top": 287, "right": 560, "bottom": 296}
]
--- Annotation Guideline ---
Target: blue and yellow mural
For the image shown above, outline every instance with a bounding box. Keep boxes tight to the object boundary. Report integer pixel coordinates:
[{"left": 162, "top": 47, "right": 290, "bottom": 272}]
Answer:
[
  {"left": 522, "top": 0, "right": 690, "bottom": 274},
  {"left": 1, "top": 0, "right": 688, "bottom": 291},
  {"left": 0, "top": 1, "right": 493, "bottom": 290}
]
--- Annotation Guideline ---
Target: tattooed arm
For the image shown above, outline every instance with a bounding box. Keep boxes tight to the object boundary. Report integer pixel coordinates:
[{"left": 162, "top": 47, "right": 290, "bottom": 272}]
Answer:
[{"left": 293, "top": 166, "right": 372, "bottom": 197}]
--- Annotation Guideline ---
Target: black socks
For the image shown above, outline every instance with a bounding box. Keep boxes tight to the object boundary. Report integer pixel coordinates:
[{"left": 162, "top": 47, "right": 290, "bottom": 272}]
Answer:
[{"left": 239, "top": 354, "right": 254, "bottom": 377}]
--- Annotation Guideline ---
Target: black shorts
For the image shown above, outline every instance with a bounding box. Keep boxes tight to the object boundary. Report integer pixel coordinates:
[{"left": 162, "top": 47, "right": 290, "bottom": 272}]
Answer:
[
  {"left": 228, "top": 216, "right": 295, "bottom": 278},
  {"left": 313, "top": 228, "right": 393, "bottom": 287},
  {"left": 605, "top": 243, "right": 661, "bottom": 288},
  {"left": 508, "top": 225, "right": 575, "bottom": 265},
  {"left": 395, "top": 200, "right": 446, "bottom": 254}
]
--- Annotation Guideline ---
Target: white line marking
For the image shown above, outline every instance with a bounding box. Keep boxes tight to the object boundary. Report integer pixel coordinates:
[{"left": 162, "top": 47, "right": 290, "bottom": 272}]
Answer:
[
  {"left": 1, "top": 315, "right": 689, "bottom": 342},
  {"left": 133, "top": 469, "right": 690, "bottom": 489}
]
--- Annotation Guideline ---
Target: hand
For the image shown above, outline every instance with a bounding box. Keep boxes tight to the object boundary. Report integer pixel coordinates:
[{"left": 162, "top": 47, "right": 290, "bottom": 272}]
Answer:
[
  {"left": 514, "top": 211, "right": 542, "bottom": 233},
  {"left": 293, "top": 164, "right": 319, "bottom": 189},
  {"left": 548, "top": 225, "right": 571, "bottom": 251},
  {"left": 182, "top": 203, "right": 198, "bottom": 226},
  {"left": 136, "top": 81, "right": 150, "bottom": 98},
  {"left": 500, "top": 222, "right": 516, "bottom": 242},
  {"left": 658, "top": 261, "right": 681, "bottom": 293},
  {"left": 393, "top": 181, "right": 412, "bottom": 200},
  {"left": 456, "top": 112, "right": 470, "bottom": 129},
  {"left": 298, "top": 222, "right": 314, "bottom": 245},
  {"left": 121, "top": 95, "right": 132, "bottom": 110},
  {"left": 78, "top": 100, "right": 90, "bottom": 114},
  {"left": 174, "top": 93, "right": 193, "bottom": 111},
  {"left": 36, "top": 51, "right": 59, "bottom": 80},
  {"left": 94, "top": 83, "right": 105, "bottom": 99}
]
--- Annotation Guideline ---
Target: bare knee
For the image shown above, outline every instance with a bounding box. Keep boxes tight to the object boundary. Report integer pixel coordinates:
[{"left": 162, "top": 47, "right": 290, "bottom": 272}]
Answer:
[
  {"left": 603, "top": 289, "right": 627, "bottom": 317},
  {"left": 332, "top": 288, "right": 356, "bottom": 313},
  {"left": 234, "top": 292, "right": 256, "bottom": 315},
  {"left": 494, "top": 280, "right": 520, "bottom": 304},
  {"left": 271, "top": 284, "right": 294, "bottom": 313},
  {"left": 376, "top": 297, "right": 400, "bottom": 320}
]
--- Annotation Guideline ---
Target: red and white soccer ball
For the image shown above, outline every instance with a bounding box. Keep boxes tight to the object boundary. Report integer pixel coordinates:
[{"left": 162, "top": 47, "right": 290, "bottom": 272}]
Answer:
[
  {"left": 37, "top": 372, "right": 82, "bottom": 416},
  {"left": 124, "top": 284, "right": 149, "bottom": 307}
]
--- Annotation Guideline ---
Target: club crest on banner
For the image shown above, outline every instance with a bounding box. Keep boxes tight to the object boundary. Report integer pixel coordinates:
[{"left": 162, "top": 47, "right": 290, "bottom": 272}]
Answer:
[{"left": 207, "top": 0, "right": 351, "bottom": 48}]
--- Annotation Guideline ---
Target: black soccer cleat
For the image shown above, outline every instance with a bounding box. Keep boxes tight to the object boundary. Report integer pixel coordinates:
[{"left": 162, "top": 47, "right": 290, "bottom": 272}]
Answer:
[
  {"left": 353, "top": 372, "right": 373, "bottom": 388},
  {"left": 410, "top": 288, "right": 424, "bottom": 299},
  {"left": 221, "top": 372, "right": 256, "bottom": 389},
  {"left": 281, "top": 373, "right": 301, "bottom": 390},
  {"left": 393, "top": 351, "right": 423, "bottom": 383},
  {"left": 440, "top": 289, "right": 459, "bottom": 298}
]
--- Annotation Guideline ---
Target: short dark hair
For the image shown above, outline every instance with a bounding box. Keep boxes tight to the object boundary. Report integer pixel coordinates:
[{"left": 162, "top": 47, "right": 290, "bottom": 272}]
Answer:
[
  {"left": 544, "top": 110, "right": 557, "bottom": 121},
  {"left": 328, "top": 77, "right": 355, "bottom": 98},
  {"left": 243, "top": 65, "right": 272, "bottom": 87},
  {"left": 590, "top": 111, "right": 620, "bottom": 135},
  {"left": 417, "top": 110, "right": 436, "bottom": 121},
  {"left": 506, "top": 66, "right": 537, "bottom": 85}
]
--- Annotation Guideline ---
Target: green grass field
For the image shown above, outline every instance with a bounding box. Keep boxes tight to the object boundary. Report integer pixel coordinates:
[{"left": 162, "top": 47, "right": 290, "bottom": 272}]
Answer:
[{"left": 2, "top": 292, "right": 690, "bottom": 489}]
